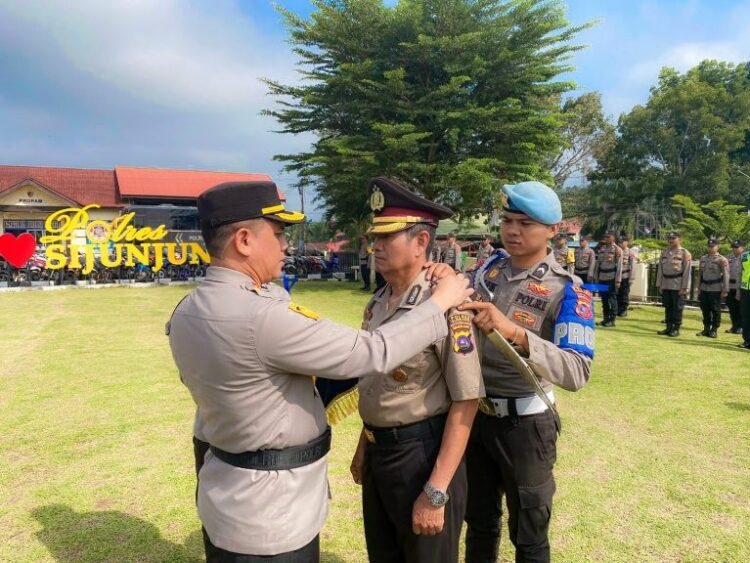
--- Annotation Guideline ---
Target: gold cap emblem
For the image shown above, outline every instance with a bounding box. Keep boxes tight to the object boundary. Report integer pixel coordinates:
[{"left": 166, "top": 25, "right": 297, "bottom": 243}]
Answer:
[{"left": 370, "top": 186, "right": 385, "bottom": 212}]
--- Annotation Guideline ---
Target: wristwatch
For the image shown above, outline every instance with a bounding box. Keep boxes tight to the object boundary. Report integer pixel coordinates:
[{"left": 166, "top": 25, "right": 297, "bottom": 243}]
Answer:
[{"left": 423, "top": 482, "right": 450, "bottom": 507}]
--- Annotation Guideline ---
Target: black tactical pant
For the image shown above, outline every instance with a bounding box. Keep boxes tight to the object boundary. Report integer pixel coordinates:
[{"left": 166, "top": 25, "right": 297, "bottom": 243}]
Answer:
[
  {"left": 361, "top": 263, "right": 371, "bottom": 290},
  {"left": 599, "top": 280, "right": 618, "bottom": 322},
  {"left": 741, "top": 290, "right": 750, "bottom": 345},
  {"left": 617, "top": 279, "right": 630, "bottom": 315},
  {"left": 362, "top": 427, "right": 467, "bottom": 563},
  {"left": 661, "top": 289, "right": 685, "bottom": 328},
  {"left": 699, "top": 290, "right": 723, "bottom": 330},
  {"left": 465, "top": 410, "right": 558, "bottom": 563},
  {"left": 574, "top": 273, "right": 589, "bottom": 284},
  {"left": 726, "top": 292, "right": 741, "bottom": 331},
  {"left": 203, "top": 531, "right": 320, "bottom": 563}
]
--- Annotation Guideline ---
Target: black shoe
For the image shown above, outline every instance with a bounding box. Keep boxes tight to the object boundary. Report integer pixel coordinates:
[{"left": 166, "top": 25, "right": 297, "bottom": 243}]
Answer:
[
  {"left": 725, "top": 328, "right": 737, "bottom": 333},
  {"left": 667, "top": 329, "right": 680, "bottom": 337},
  {"left": 597, "top": 321, "right": 608, "bottom": 326},
  {"left": 617, "top": 312, "right": 628, "bottom": 318},
  {"left": 600, "top": 321, "right": 615, "bottom": 327},
  {"left": 708, "top": 330, "right": 718, "bottom": 338},
  {"left": 657, "top": 327, "right": 672, "bottom": 335},
  {"left": 696, "top": 330, "right": 709, "bottom": 337},
  {"left": 739, "top": 343, "right": 750, "bottom": 349},
  {"left": 360, "top": 287, "right": 371, "bottom": 291}
]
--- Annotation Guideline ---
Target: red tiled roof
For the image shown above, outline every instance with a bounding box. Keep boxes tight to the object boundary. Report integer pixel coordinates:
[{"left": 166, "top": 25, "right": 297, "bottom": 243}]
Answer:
[
  {"left": 0, "top": 165, "right": 120, "bottom": 207},
  {"left": 115, "top": 167, "right": 282, "bottom": 199}
]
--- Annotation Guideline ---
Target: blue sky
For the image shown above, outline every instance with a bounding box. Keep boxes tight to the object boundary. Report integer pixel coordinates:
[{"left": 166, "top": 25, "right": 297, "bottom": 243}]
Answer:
[{"left": 1, "top": 0, "right": 749, "bottom": 219}]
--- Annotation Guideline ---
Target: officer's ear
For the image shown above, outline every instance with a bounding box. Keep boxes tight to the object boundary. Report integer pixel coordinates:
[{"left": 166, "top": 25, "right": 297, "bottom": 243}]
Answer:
[
  {"left": 230, "top": 219, "right": 264, "bottom": 258},
  {"left": 547, "top": 223, "right": 561, "bottom": 242}
]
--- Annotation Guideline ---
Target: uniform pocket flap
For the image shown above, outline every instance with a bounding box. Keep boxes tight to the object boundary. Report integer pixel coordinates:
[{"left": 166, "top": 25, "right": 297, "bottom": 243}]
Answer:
[{"left": 518, "top": 477, "right": 556, "bottom": 510}]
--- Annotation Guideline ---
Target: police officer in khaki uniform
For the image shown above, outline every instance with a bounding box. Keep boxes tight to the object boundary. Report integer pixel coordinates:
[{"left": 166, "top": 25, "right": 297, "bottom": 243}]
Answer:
[
  {"left": 696, "top": 238, "right": 730, "bottom": 338},
  {"left": 552, "top": 233, "right": 573, "bottom": 274},
  {"left": 459, "top": 181, "right": 594, "bottom": 563},
  {"left": 726, "top": 240, "right": 745, "bottom": 334},
  {"left": 573, "top": 235, "right": 596, "bottom": 284},
  {"left": 349, "top": 177, "right": 484, "bottom": 563},
  {"left": 594, "top": 231, "right": 623, "bottom": 327},
  {"left": 168, "top": 181, "right": 473, "bottom": 562},
  {"left": 656, "top": 231, "right": 693, "bottom": 337},
  {"left": 617, "top": 235, "right": 636, "bottom": 317},
  {"left": 441, "top": 232, "right": 463, "bottom": 271},
  {"left": 738, "top": 245, "right": 750, "bottom": 349},
  {"left": 476, "top": 234, "right": 495, "bottom": 263}
]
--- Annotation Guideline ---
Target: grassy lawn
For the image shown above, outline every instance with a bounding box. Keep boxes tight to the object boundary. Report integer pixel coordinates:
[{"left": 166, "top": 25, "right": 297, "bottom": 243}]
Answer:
[{"left": 1, "top": 282, "right": 749, "bottom": 562}]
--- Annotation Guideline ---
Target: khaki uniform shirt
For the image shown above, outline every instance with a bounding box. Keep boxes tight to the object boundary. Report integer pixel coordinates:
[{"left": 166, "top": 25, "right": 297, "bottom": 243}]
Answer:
[
  {"left": 441, "top": 242, "right": 462, "bottom": 271},
  {"left": 620, "top": 248, "right": 636, "bottom": 283},
  {"left": 358, "top": 273, "right": 484, "bottom": 427},
  {"left": 573, "top": 246, "right": 596, "bottom": 279},
  {"left": 475, "top": 252, "right": 593, "bottom": 397},
  {"left": 168, "top": 267, "right": 450, "bottom": 555},
  {"left": 552, "top": 246, "right": 573, "bottom": 273},
  {"left": 728, "top": 253, "right": 742, "bottom": 290},
  {"left": 698, "top": 254, "right": 730, "bottom": 293},
  {"left": 595, "top": 243, "right": 623, "bottom": 283},
  {"left": 476, "top": 243, "right": 495, "bottom": 262},
  {"left": 656, "top": 247, "right": 692, "bottom": 290}
]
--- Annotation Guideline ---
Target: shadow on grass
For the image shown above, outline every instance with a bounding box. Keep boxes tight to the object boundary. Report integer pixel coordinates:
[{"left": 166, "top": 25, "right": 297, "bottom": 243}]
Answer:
[
  {"left": 725, "top": 402, "right": 750, "bottom": 412},
  {"left": 32, "top": 504, "right": 203, "bottom": 562}
]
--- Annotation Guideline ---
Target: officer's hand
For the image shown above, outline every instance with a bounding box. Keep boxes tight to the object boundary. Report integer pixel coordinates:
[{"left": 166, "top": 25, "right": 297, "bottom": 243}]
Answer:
[
  {"left": 430, "top": 274, "right": 473, "bottom": 312},
  {"left": 350, "top": 433, "right": 367, "bottom": 485},
  {"left": 679, "top": 288, "right": 687, "bottom": 296},
  {"left": 423, "top": 261, "right": 456, "bottom": 283},
  {"left": 615, "top": 283, "right": 621, "bottom": 290},
  {"left": 412, "top": 492, "right": 445, "bottom": 536},
  {"left": 459, "top": 301, "right": 515, "bottom": 338},
  {"left": 721, "top": 291, "right": 728, "bottom": 298}
]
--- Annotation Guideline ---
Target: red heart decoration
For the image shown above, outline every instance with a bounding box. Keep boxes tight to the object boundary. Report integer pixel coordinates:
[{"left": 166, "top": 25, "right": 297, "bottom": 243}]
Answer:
[{"left": 0, "top": 232, "right": 37, "bottom": 268}]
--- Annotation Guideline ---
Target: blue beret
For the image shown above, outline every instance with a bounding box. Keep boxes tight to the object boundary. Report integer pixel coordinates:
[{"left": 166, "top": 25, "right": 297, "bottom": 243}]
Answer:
[{"left": 502, "top": 181, "right": 562, "bottom": 225}]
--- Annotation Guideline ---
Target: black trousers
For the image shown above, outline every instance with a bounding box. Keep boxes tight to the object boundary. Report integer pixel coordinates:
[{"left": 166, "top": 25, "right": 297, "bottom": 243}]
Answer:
[
  {"left": 465, "top": 410, "right": 558, "bottom": 563},
  {"left": 661, "top": 289, "right": 685, "bottom": 328},
  {"left": 726, "top": 292, "right": 741, "bottom": 330},
  {"left": 203, "top": 531, "right": 320, "bottom": 563},
  {"left": 741, "top": 290, "right": 750, "bottom": 345},
  {"left": 361, "top": 264, "right": 371, "bottom": 289},
  {"left": 574, "top": 273, "right": 588, "bottom": 284},
  {"left": 362, "top": 430, "right": 467, "bottom": 563},
  {"left": 617, "top": 279, "right": 630, "bottom": 315},
  {"left": 599, "top": 280, "right": 618, "bottom": 322},
  {"left": 699, "top": 291, "right": 722, "bottom": 329}
]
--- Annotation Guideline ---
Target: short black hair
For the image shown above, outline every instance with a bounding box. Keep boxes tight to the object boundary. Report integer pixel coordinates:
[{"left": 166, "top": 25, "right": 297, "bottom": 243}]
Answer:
[{"left": 201, "top": 219, "right": 262, "bottom": 258}]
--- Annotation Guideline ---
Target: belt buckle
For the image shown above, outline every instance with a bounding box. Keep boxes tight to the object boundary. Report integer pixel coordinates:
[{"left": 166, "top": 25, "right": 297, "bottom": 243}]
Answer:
[
  {"left": 479, "top": 398, "right": 496, "bottom": 417},
  {"left": 363, "top": 428, "right": 375, "bottom": 444}
]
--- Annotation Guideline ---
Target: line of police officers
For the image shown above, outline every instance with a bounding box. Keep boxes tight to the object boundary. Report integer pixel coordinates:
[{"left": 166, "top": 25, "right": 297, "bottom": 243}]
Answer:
[{"left": 169, "top": 178, "right": 596, "bottom": 563}]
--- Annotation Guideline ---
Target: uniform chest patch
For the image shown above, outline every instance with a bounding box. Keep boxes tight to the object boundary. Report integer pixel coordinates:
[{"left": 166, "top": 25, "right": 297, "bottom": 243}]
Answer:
[
  {"left": 527, "top": 281, "right": 552, "bottom": 296},
  {"left": 513, "top": 291, "right": 549, "bottom": 312},
  {"left": 512, "top": 310, "right": 538, "bottom": 327},
  {"left": 449, "top": 313, "right": 474, "bottom": 355},
  {"left": 289, "top": 303, "right": 320, "bottom": 320},
  {"left": 392, "top": 368, "right": 408, "bottom": 383}
]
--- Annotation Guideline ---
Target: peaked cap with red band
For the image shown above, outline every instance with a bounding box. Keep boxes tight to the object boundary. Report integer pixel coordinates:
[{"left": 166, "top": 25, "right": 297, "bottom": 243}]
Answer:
[{"left": 367, "top": 176, "right": 453, "bottom": 234}]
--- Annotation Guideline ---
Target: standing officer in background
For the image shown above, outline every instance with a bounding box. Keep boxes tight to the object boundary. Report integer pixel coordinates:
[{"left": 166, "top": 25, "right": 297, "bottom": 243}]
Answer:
[
  {"left": 459, "top": 181, "right": 594, "bottom": 563},
  {"left": 738, "top": 244, "right": 750, "bottom": 349},
  {"left": 358, "top": 235, "right": 372, "bottom": 291},
  {"left": 476, "top": 233, "right": 496, "bottom": 263},
  {"left": 552, "top": 233, "right": 573, "bottom": 273},
  {"left": 696, "top": 238, "right": 729, "bottom": 338},
  {"left": 441, "top": 232, "right": 463, "bottom": 271},
  {"left": 573, "top": 235, "right": 596, "bottom": 284},
  {"left": 350, "top": 177, "right": 484, "bottom": 563},
  {"left": 726, "top": 240, "right": 744, "bottom": 334},
  {"left": 595, "top": 231, "right": 622, "bottom": 327},
  {"left": 656, "top": 231, "right": 692, "bottom": 338},
  {"left": 617, "top": 235, "right": 636, "bottom": 318},
  {"left": 168, "top": 181, "right": 472, "bottom": 562}
]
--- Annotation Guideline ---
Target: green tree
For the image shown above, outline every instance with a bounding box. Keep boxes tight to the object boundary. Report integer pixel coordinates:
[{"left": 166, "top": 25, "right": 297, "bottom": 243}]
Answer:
[
  {"left": 671, "top": 194, "right": 750, "bottom": 256},
  {"left": 593, "top": 60, "right": 750, "bottom": 208},
  {"left": 265, "top": 0, "right": 591, "bottom": 225}
]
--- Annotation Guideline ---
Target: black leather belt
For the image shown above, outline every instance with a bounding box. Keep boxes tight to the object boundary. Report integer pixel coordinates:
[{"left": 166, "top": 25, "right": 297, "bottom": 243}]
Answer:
[
  {"left": 210, "top": 426, "right": 331, "bottom": 470},
  {"left": 662, "top": 272, "right": 684, "bottom": 278},
  {"left": 730, "top": 279, "right": 737, "bottom": 283},
  {"left": 701, "top": 277, "right": 723, "bottom": 283},
  {"left": 363, "top": 413, "right": 447, "bottom": 445},
  {"left": 599, "top": 266, "right": 617, "bottom": 272}
]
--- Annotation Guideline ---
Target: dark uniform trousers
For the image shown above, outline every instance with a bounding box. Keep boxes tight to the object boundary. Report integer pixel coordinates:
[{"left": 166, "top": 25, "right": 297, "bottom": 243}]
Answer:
[
  {"left": 362, "top": 425, "right": 468, "bottom": 563},
  {"left": 699, "top": 291, "right": 722, "bottom": 330},
  {"left": 661, "top": 289, "right": 685, "bottom": 329},
  {"left": 465, "top": 409, "right": 558, "bottom": 563},
  {"left": 726, "top": 293, "right": 741, "bottom": 331},
  {"left": 574, "top": 273, "right": 588, "bottom": 285},
  {"left": 193, "top": 436, "right": 320, "bottom": 563},
  {"left": 741, "top": 290, "right": 750, "bottom": 346},
  {"left": 600, "top": 280, "right": 618, "bottom": 323},
  {"left": 617, "top": 279, "right": 630, "bottom": 315}
]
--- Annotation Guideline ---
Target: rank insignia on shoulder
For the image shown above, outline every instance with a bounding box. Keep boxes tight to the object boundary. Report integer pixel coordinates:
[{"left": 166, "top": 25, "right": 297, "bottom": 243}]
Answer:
[
  {"left": 531, "top": 263, "right": 549, "bottom": 280},
  {"left": 449, "top": 313, "right": 475, "bottom": 355},
  {"left": 406, "top": 285, "right": 422, "bottom": 306},
  {"left": 289, "top": 303, "right": 320, "bottom": 321}
]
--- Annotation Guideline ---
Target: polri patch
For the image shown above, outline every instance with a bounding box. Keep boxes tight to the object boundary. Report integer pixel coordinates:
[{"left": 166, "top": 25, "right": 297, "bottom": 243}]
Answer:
[
  {"left": 449, "top": 313, "right": 474, "bottom": 355},
  {"left": 512, "top": 309, "right": 538, "bottom": 328},
  {"left": 289, "top": 302, "right": 320, "bottom": 321}
]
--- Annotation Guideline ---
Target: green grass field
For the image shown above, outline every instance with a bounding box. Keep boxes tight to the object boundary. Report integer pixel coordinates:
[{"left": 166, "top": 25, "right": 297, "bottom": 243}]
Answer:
[{"left": 1, "top": 282, "right": 749, "bottom": 562}]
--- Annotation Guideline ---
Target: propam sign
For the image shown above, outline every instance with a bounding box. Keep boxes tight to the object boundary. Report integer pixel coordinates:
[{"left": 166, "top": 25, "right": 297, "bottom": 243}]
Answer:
[{"left": 40, "top": 204, "right": 209, "bottom": 275}]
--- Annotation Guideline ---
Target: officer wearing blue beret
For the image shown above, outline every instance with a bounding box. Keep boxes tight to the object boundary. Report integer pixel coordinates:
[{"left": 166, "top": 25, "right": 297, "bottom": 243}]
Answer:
[{"left": 455, "top": 181, "right": 594, "bottom": 563}]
